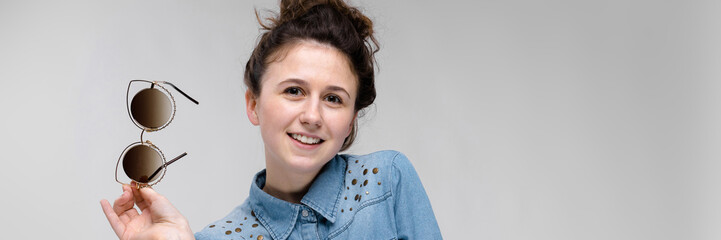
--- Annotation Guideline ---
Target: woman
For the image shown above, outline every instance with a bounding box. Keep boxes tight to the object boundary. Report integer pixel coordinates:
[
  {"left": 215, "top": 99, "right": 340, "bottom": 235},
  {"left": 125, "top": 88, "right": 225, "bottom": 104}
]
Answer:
[{"left": 101, "top": 0, "right": 442, "bottom": 239}]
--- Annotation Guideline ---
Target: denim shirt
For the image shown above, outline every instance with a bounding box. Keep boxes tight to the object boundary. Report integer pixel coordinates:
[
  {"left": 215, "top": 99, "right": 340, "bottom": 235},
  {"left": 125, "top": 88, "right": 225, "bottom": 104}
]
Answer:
[{"left": 194, "top": 150, "right": 442, "bottom": 240}]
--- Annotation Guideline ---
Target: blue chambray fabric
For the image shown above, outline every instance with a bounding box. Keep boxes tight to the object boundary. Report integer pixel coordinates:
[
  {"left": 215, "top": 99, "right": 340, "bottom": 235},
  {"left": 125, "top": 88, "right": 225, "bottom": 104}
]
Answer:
[{"left": 194, "top": 150, "right": 442, "bottom": 240}]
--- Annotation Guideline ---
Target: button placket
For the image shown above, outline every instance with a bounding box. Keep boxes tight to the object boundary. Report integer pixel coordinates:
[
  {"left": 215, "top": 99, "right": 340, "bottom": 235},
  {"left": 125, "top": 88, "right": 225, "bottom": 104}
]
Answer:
[
  {"left": 299, "top": 206, "right": 316, "bottom": 223},
  {"left": 299, "top": 206, "right": 319, "bottom": 239}
]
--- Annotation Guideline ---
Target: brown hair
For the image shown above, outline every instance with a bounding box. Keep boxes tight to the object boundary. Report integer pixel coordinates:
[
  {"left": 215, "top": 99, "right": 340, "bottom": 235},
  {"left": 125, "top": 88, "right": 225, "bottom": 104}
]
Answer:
[{"left": 245, "top": 0, "right": 379, "bottom": 151}]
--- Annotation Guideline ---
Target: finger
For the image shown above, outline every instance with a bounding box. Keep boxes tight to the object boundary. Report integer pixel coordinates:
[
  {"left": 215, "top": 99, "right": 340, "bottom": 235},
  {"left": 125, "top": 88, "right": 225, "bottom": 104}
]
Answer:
[
  {"left": 137, "top": 186, "right": 170, "bottom": 210},
  {"left": 117, "top": 206, "right": 140, "bottom": 225},
  {"left": 134, "top": 185, "right": 168, "bottom": 212},
  {"left": 113, "top": 187, "right": 136, "bottom": 216},
  {"left": 137, "top": 187, "right": 186, "bottom": 224},
  {"left": 131, "top": 182, "right": 150, "bottom": 211},
  {"left": 100, "top": 199, "right": 125, "bottom": 238},
  {"left": 138, "top": 185, "right": 164, "bottom": 203}
]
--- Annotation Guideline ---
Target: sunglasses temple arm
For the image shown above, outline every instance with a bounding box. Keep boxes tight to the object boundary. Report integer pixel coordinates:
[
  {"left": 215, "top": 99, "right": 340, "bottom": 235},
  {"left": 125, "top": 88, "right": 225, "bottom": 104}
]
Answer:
[
  {"left": 163, "top": 82, "right": 199, "bottom": 105},
  {"left": 147, "top": 152, "right": 188, "bottom": 182}
]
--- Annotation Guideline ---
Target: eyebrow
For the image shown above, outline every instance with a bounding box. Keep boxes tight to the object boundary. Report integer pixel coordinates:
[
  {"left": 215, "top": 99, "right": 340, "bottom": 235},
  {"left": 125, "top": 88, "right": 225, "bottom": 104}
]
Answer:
[
  {"left": 279, "top": 78, "right": 351, "bottom": 98},
  {"left": 279, "top": 78, "right": 308, "bottom": 88}
]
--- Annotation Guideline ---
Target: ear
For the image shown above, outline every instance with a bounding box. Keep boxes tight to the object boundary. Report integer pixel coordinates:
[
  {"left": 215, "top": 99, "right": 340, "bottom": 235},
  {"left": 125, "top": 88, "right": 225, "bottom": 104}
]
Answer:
[{"left": 245, "top": 90, "right": 260, "bottom": 125}]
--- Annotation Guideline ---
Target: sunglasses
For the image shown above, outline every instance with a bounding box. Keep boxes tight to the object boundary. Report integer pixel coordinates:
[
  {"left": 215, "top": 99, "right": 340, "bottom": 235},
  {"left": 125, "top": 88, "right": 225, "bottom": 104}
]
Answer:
[{"left": 115, "top": 80, "right": 199, "bottom": 188}]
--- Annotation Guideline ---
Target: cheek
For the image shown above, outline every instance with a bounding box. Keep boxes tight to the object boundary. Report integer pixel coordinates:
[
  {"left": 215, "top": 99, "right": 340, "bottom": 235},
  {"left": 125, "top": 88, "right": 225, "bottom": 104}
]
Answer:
[
  {"left": 257, "top": 100, "right": 293, "bottom": 134},
  {"left": 328, "top": 111, "right": 355, "bottom": 138}
]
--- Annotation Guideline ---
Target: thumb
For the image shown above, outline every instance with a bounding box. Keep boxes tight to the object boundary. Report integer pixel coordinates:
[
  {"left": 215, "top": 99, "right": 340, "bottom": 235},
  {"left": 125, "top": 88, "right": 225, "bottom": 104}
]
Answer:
[
  {"left": 138, "top": 186, "right": 185, "bottom": 221},
  {"left": 132, "top": 185, "right": 162, "bottom": 211},
  {"left": 138, "top": 186, "right": 163, "bottom": 203}
]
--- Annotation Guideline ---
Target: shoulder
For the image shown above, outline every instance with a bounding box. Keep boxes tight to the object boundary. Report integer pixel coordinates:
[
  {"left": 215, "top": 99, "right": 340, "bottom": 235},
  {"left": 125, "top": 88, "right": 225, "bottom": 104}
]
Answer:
[
  {"left": 341, "top": 150, "right": 415, "bottom": 175},
  {"left": 339, "top": 150, "right": 417, "bottom": 195},
  {"left": 334, "top": 150, "right": 407, "bottom": 206},
  {"left": 340, "top": 150, "right": 410, "bottom": 168},
  {"left": 327, "top": 150, "right": 426, "bottom": 238},
  {"left": 194, "top": 200, "right": 270, "bottom": 240},
  {"left": 335, "top": 150, "right": 401, "bottom": 199},
  {"left": 340, "top": 150, "right": 412, "bottom": 180}
]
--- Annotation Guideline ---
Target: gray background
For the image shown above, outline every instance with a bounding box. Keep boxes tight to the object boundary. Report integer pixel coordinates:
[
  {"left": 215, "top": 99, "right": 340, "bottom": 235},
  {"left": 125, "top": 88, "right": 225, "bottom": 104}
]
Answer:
[{"left": 0, "top": 0, "right": 719, "bottom": 239}]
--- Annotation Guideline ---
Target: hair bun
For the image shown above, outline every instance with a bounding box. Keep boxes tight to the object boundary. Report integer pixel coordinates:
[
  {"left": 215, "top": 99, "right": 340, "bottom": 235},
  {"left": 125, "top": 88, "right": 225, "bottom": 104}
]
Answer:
[
  {"left": 258, "top": 0, "right": 374, "bottom": 42},
  {"left": 278, "top": 0, "right": 329, "bottom": 23}
]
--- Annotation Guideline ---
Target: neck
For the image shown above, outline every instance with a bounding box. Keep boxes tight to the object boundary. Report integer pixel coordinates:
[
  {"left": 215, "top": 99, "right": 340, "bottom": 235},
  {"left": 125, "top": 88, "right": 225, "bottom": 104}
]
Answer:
[{"left": 263, "top": 159, "right": 321, "bottom": 204}]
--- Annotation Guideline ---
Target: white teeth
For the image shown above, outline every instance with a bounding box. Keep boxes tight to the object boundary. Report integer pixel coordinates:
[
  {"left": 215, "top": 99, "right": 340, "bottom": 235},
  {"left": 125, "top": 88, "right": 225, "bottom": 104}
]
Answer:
[{"left": 291, "top": 133, "right": 321, "bottom": 144}]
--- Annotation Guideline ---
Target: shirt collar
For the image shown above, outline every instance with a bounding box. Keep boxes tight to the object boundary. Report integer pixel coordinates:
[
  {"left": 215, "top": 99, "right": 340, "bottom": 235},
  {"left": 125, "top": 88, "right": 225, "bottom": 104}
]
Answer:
[
  {"left": 300, "top": 154, "right": 345, "bottom": 222},
  {"left": 248, "top": 155, "right": 346, "bottom": 240}
]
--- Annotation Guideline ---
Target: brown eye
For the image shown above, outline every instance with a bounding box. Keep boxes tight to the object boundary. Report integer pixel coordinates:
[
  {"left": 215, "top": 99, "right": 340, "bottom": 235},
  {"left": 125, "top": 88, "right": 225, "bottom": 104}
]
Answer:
[
  {"left": 325, "top": 95, "right": 342, "bottom": 104},
  {"left": 284, "top": 87, "right": 303, "bottom": 96}
]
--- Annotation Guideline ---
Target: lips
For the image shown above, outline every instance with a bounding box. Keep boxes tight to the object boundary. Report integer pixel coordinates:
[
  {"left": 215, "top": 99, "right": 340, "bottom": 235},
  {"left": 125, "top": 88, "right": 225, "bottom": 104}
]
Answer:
[{"left": 288, "top": 133, "right": 324, "bottom": 145}]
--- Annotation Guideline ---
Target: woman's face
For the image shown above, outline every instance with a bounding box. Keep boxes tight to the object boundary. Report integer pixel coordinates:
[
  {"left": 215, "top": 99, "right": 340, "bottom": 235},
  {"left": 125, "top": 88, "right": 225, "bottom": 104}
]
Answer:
[{"left": 246, "top": 41, "right": 357, "bottom": 176}]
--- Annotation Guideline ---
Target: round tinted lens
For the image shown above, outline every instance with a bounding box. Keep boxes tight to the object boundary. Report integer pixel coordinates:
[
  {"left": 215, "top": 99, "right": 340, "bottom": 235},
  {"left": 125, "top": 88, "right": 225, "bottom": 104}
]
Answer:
[
  {"left": 130, "top": 88, "right": 172, "bottom": 129},
  {"left": 122, "top": 144, "right": 164, "bottom": 183}
]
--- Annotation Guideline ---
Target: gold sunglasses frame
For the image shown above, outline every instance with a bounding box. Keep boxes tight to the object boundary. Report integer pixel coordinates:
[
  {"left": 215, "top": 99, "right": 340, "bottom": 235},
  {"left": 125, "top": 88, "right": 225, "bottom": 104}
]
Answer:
[{"left": 115, "top": 80, "right": 198, "bottom": 188}]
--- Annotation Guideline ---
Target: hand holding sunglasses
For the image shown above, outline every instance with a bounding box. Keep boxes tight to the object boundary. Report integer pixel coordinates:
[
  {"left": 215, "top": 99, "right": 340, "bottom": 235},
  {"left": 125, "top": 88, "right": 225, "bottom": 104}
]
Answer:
[{"left": 116, "top": 80, "right": 199, "bottom": 188}]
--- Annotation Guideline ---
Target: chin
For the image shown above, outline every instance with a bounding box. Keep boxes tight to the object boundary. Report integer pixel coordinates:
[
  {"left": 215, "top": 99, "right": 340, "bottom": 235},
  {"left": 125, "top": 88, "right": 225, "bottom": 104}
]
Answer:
[
  {"left": 282, "top": 136, "right": 342, "bottom": 172},
  {"left": 283, "top": 152, "right": 335, "bottom": 173},
  {"left": 265, "top": 133, "right": 344, "bottom": 175}
]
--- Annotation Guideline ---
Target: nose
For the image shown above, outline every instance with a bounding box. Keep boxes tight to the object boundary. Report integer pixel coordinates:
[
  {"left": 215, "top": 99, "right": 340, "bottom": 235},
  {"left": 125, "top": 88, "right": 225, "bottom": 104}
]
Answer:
[{"left": 299, "top": 99, "right": 322, "bottom": 128}]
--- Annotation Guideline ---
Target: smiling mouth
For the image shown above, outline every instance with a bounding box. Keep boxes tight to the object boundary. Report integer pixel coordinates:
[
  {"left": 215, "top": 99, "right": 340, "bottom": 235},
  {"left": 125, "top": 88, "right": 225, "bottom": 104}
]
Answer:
[{"left": 288, "top": 133, "right": 325, "bottom": 145}]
